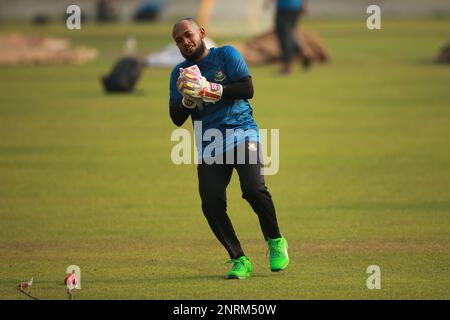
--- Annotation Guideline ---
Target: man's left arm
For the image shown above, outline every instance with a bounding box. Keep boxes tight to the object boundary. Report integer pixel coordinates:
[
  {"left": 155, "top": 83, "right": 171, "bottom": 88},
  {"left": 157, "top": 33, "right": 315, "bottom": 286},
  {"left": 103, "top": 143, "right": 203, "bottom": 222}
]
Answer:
[
  {"left": 180, "top": 71, "right": 254, "bottom": 103},
  {"left": 222, "top": 76, "right": 254, "bottom": 100},
  {"left": 179, "top": 47, "right": 254, "bottom": 103},
  {"left": 222, "top": 46, "right": 254, "bottom": 100}
]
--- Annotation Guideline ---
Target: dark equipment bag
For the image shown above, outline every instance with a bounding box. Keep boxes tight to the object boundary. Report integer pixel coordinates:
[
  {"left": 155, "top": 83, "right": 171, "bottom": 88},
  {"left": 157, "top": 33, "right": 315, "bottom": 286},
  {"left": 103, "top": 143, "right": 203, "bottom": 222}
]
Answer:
[{"left": 102, "top": 57, "right": 142, "bottom": 93}]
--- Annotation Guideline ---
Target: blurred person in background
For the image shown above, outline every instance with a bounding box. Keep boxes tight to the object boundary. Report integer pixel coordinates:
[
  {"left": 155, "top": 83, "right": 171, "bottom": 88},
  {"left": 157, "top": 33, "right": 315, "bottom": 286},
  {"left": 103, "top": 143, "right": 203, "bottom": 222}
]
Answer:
[
  {"left": 97, "top": 0, "right": 118, "bottom": 22},
  {"left": 266, "top": 0, "right": 311, "bottom": 74}
]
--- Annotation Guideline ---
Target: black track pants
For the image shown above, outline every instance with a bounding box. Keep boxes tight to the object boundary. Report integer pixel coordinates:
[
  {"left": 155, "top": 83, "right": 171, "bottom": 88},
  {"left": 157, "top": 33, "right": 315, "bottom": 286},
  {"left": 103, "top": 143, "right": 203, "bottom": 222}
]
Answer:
[{"left": 197, "top": 141, "right": 281, "bottom": 259}]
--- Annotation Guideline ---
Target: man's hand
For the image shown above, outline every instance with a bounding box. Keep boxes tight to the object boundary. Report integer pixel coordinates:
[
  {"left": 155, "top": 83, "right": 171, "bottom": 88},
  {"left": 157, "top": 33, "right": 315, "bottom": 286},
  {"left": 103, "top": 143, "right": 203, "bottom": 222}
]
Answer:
[
  {"left": 186, "top": 76, "right": 223, "bottom": 103},
  {"left": 182, "top": 94, "right": 203, "bottom": 109},
  {"left": 177, "top": 66, "right": 204, "bottom": 109},
  {"left": 177, "top": 65, "right": 204, "bottom": 95},
  {"left": 178, "top": 65, "right": 223, "bottom": 104}
]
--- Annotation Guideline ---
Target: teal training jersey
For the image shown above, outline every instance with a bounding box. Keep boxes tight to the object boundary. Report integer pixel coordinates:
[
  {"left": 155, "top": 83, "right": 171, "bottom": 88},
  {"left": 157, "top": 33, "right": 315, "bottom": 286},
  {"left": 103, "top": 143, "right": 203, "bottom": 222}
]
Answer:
[{"left": 169, "top": 46, "right": 259, "bottom": 160}]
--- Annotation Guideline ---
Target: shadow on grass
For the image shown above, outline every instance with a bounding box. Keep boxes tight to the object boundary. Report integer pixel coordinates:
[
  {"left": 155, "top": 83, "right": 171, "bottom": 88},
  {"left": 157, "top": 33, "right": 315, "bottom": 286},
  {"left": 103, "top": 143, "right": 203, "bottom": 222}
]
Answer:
[
  {"left": 86, "top": 273, "right": 275, "bottom": 286},
  {"left": 168, "top": 273, "right": 274, "bottom": 281}
]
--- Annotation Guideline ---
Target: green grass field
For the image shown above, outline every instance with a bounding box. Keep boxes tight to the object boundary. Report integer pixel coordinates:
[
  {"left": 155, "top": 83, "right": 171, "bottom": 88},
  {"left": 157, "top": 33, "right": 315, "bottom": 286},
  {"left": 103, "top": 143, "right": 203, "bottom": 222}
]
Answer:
[{"left": 0, "top": 18, "right": 449, "bottom": 300}]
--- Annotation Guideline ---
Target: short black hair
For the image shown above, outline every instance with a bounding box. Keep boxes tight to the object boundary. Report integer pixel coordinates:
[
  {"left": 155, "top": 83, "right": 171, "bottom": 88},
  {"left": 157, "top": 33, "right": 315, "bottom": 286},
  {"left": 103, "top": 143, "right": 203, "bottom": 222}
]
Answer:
[{"left": 172, "top": 18, "right": 201, "bottom": 34}]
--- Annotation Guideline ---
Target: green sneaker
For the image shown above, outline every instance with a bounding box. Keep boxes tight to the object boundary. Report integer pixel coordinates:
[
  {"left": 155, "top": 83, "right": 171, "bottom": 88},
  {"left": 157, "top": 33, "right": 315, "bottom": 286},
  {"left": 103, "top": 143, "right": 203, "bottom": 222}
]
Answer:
[
  {"left": 225, "top": 256, "right": 253, "bottom": 279},
  {"left": 268, "top": 237, "right": 289, "bottom": 272}
]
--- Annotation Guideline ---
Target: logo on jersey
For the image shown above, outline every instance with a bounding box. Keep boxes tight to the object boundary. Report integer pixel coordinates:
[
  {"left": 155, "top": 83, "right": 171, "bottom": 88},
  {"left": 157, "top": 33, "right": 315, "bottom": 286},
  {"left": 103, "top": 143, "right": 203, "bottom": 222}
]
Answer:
[{"left": 214, "top": 70, "right": 227, "bottom": 82}]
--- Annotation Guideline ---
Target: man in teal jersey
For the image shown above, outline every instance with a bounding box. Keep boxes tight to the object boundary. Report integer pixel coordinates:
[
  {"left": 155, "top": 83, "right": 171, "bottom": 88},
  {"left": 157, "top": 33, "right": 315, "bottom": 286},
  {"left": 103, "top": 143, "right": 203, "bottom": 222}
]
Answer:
[{"left": 169, "top": 18, "right": 289, "bottom": 279}]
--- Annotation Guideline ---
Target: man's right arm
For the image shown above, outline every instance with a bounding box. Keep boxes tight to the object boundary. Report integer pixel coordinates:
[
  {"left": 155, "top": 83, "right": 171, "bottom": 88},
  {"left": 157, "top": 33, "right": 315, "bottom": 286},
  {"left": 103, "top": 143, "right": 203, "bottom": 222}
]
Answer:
[
  {"left": 169, "top": 66, "right": 192, "bottom": 127},
  {"left": 169, "top": 102, "right": 192, "bottom": 127}
]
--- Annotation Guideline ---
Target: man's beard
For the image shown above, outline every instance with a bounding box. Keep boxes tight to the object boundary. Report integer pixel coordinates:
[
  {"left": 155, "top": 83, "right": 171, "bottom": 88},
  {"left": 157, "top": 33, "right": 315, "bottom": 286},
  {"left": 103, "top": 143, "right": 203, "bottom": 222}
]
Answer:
[{"left": 182, "top": 40, "right": 206, "bottom": 62}]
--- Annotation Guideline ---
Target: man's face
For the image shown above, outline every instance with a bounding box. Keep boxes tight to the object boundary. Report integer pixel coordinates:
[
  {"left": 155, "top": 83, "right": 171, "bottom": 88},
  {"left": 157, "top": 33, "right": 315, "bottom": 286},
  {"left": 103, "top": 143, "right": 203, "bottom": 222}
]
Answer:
[{"left": 172, "top": 21, "right": 206, "bottom": 61}]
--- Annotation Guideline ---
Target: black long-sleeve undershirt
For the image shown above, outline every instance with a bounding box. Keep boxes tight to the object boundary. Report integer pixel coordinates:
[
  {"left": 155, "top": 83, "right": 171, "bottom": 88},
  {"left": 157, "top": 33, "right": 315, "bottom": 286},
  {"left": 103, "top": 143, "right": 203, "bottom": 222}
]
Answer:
[
  {"left": 169, "top": 76, "right": 254, "bottom": 127},
  {"left": 222, "top": 76, "right": 254, "bottom": 100}
]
